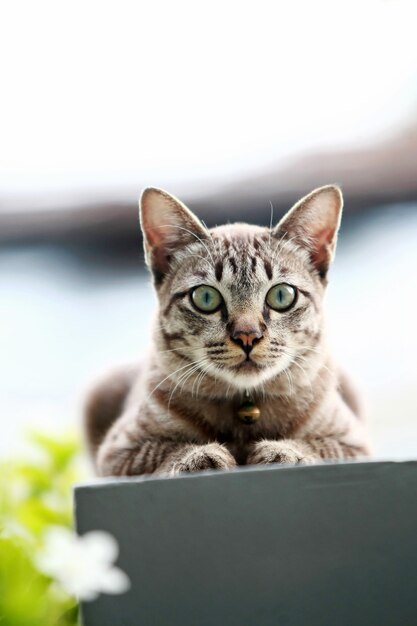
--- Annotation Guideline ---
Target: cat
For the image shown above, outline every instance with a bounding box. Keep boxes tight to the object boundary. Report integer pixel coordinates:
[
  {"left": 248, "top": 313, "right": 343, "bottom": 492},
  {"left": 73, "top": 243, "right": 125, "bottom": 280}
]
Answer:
[{"left": 84, "top": 185, "right": 371, "bottom": 476}]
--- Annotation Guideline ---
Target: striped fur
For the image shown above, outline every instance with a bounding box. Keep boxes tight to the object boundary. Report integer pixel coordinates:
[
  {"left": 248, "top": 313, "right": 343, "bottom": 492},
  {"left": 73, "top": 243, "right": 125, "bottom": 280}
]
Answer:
[{"left": 85, "top": 185, "right": 371, "bottom": 476}]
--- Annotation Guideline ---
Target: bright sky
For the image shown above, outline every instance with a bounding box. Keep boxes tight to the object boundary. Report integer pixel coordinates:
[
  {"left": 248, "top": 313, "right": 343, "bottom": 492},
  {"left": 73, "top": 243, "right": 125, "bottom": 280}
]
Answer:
[{"left": 0, "top": 0, "right": 416, "bottom": 200}]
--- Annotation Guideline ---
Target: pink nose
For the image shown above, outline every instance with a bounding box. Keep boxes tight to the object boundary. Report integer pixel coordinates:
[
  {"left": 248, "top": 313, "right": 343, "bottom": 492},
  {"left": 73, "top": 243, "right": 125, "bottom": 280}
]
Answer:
[
  {"left": 230, "top": 324, "right": 263, "bottom": 355},
  {"left": 232, "top": 329, "right": 262, "bottom": 347}
]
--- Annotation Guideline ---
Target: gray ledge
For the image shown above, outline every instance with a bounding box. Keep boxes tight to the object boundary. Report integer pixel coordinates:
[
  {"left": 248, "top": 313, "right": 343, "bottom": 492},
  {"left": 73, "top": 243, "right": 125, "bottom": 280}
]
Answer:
[{"left": 75, "top": 460, "right": 417, "bottom": 626}]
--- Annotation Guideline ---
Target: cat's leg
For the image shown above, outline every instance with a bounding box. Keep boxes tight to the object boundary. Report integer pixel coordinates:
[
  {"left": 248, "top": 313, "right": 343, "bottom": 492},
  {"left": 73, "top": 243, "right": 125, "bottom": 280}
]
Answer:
[
  {"left": 99, "top": 440, "right": 236, "bottom": 476},
  {"left": 247, "top": 438, "right": 369, "bottom": 466},
  {"left": 97, "top": 419, "right": 237, "bottom": 477},
  {"left": 166, "top": 443, "right": 237, "bottom": 475}
]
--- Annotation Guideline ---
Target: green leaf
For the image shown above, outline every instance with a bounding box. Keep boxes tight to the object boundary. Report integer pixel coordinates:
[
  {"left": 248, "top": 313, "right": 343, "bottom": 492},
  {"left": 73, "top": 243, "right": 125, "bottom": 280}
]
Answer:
[{"left": 0, "top": 429, "right": 83, "bottom": 626}]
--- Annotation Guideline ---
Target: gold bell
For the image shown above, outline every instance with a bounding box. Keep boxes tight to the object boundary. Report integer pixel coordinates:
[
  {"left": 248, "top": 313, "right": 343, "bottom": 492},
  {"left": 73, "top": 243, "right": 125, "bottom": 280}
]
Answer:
[{"left": 237, "top": 400, "right": 261, "bottom": 425}]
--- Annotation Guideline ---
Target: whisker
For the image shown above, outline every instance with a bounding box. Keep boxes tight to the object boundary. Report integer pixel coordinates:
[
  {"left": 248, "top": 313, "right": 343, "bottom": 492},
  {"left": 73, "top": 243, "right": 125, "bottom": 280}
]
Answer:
[
  {"left": 176, "top": 365, "right": 201, "bottom": 401},
  {"left": 179, "top": 361, "right": 209, "bottom": 397},
  {"left": 283, "top": 352, "right": 314, "bottom": 398},
  {"left": 145, "top": 358, "right": 207, "bottom": 404},
  {"left": 167, "top": 358, "right": 209, "bottom": 410},
  {"left": 270, "top": 230, "right": 288, "bottom": 264},
  {"left": 193, "top": 364, "right": 209, "bottom": 397},
  {"left": 300, "top": 345, "right": 324, "bottom": 355},
  {"left": 271, "top": 233, "right": 300, "bottom": 266},
  {"left": 286, "top": 344, "right": 335, "bottom": 379},
  {"left": 268, "top": 200, "right": 274, "bottom": 248},
  {"left": 156, "top": 346, "right": 205, "bottom": 356}
]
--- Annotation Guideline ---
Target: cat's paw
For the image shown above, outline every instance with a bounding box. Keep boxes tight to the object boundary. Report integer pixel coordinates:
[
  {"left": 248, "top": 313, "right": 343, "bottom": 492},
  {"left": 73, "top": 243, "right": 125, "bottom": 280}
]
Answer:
[
  {"left": 170, "top": 443, "right": 237, "bottom": 475},
  {"left": 247, "top": 440, "right": 316, "bottom": 466}
]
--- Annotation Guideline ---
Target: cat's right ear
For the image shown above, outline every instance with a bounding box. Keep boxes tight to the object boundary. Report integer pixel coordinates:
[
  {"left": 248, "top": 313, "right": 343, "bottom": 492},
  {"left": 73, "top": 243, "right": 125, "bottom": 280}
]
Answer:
[
  {"left": 272, "top": 185, "right": 343, "bottom": 280},
  {"left": 139, "top": 188, "right": 208, "bottom": 284}
]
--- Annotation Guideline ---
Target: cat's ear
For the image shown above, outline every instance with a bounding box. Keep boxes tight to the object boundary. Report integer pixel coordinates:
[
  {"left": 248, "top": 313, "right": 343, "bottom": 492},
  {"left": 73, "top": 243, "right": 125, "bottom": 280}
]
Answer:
[
  {"left": 273, "top": 185, "right": 343, "bottom": 279},
  {"left": 139, "top": 187, "right": 208, "bottom": 283}
]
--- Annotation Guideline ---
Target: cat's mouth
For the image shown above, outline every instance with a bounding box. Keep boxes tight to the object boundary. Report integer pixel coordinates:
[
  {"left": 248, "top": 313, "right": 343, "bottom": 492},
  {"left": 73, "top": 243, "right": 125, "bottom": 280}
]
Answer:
[{"left": 234, "top": 360, "right": 265, "bottom": 372}]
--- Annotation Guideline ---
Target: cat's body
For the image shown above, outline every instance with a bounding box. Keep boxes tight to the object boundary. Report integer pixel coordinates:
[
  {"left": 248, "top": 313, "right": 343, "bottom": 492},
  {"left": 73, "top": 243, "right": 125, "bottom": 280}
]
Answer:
[{"left": 85, "top": 186, "right": 371, "bottom": 476}]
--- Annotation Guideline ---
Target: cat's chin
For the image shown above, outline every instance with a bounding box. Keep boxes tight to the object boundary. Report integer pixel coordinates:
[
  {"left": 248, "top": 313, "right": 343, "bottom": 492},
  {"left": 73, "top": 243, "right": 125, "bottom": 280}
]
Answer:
[
  {"left": 211, "top": 360, "right": 290, "bottom": 392},
  {"left": 208, "top": 349, "right": 295, "bottom": 391}
]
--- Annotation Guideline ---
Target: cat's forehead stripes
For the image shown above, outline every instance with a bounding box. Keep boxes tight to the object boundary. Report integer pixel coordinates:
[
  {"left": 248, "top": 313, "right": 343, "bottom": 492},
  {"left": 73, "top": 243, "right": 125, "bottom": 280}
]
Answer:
[
  {"left": 207, "top": 226, "right": 310, "bottom": 286},
  {"left": 208, "top": 227, "right": 274, "bottom": 284},
  {"left": 214, "top": 259, "right": 223, "bottom": 282}
]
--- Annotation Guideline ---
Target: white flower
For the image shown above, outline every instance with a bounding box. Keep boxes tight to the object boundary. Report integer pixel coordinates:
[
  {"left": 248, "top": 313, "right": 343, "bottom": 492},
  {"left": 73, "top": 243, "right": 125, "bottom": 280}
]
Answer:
[{"left": 37, "top": 526, "right": 131, "bottom": 601}]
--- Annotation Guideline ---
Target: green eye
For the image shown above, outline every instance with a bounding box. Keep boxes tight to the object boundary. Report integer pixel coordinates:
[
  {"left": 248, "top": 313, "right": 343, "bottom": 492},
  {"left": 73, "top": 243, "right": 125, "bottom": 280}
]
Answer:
[
  {"left": 266, "top": 283, "right": 297, "bottom": 311},
  {"left": 191, "top": 285, "right": 223, "bottom": 313}
]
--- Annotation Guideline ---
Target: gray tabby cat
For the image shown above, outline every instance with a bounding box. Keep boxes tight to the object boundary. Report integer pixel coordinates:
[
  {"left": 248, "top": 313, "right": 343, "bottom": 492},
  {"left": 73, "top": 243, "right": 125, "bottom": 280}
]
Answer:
[{"left": 85, "top": 185, "right": 371, "bottom": 476}]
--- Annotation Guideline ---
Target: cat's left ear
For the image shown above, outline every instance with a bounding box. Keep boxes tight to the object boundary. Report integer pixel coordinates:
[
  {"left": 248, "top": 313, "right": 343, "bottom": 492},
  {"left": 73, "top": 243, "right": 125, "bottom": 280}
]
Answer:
[
  {"left": 140, "top": 187, "right": 209, "bottom": 284},
  {"left": 273, "top": 185, "right": 343, "bottom": 279}
]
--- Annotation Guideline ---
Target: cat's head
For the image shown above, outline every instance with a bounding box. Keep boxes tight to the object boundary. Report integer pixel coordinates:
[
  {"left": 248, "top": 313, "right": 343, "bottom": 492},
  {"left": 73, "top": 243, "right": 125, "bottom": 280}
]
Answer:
[{"left": 139, "top": 186, "right": 342, "bottom": 391}]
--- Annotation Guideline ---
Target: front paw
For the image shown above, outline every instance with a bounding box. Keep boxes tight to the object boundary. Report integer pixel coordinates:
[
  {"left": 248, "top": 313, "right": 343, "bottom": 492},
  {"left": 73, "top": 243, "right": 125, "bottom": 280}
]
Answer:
[
  {"left": 171, "top": 443, "right": 237, "bottom": 475},
  {"left": 247, "top": 440, "right": 316, "bottom": 466}
]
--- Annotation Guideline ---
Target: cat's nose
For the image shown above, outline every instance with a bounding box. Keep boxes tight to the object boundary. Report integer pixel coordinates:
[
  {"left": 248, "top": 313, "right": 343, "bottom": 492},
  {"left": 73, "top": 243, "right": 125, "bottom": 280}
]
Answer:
[{"left": 230, "top": 324, "right": 263, "bottom": 355}]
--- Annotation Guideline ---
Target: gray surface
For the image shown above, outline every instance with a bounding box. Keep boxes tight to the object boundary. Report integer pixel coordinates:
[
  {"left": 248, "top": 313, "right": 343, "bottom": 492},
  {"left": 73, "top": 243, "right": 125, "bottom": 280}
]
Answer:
[{"left": 75, "top": 461, "right": 417, "bottom": 626}]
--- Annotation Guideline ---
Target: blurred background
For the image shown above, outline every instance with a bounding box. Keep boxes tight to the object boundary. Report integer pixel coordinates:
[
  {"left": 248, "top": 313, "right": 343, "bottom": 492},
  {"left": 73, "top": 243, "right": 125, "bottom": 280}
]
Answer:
[{"left": 1, "top": 0, "right": 417, "bottom": 460}]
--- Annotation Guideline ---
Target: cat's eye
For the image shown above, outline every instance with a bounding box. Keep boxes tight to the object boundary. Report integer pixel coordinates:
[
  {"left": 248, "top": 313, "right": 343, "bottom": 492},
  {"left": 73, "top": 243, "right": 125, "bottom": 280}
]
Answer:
[
  {"left": 191, "top": 285, "right": 223, "bottom": 313},
  {"left": 266, "top": 283, "right": 297, "bottom": 311}
]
